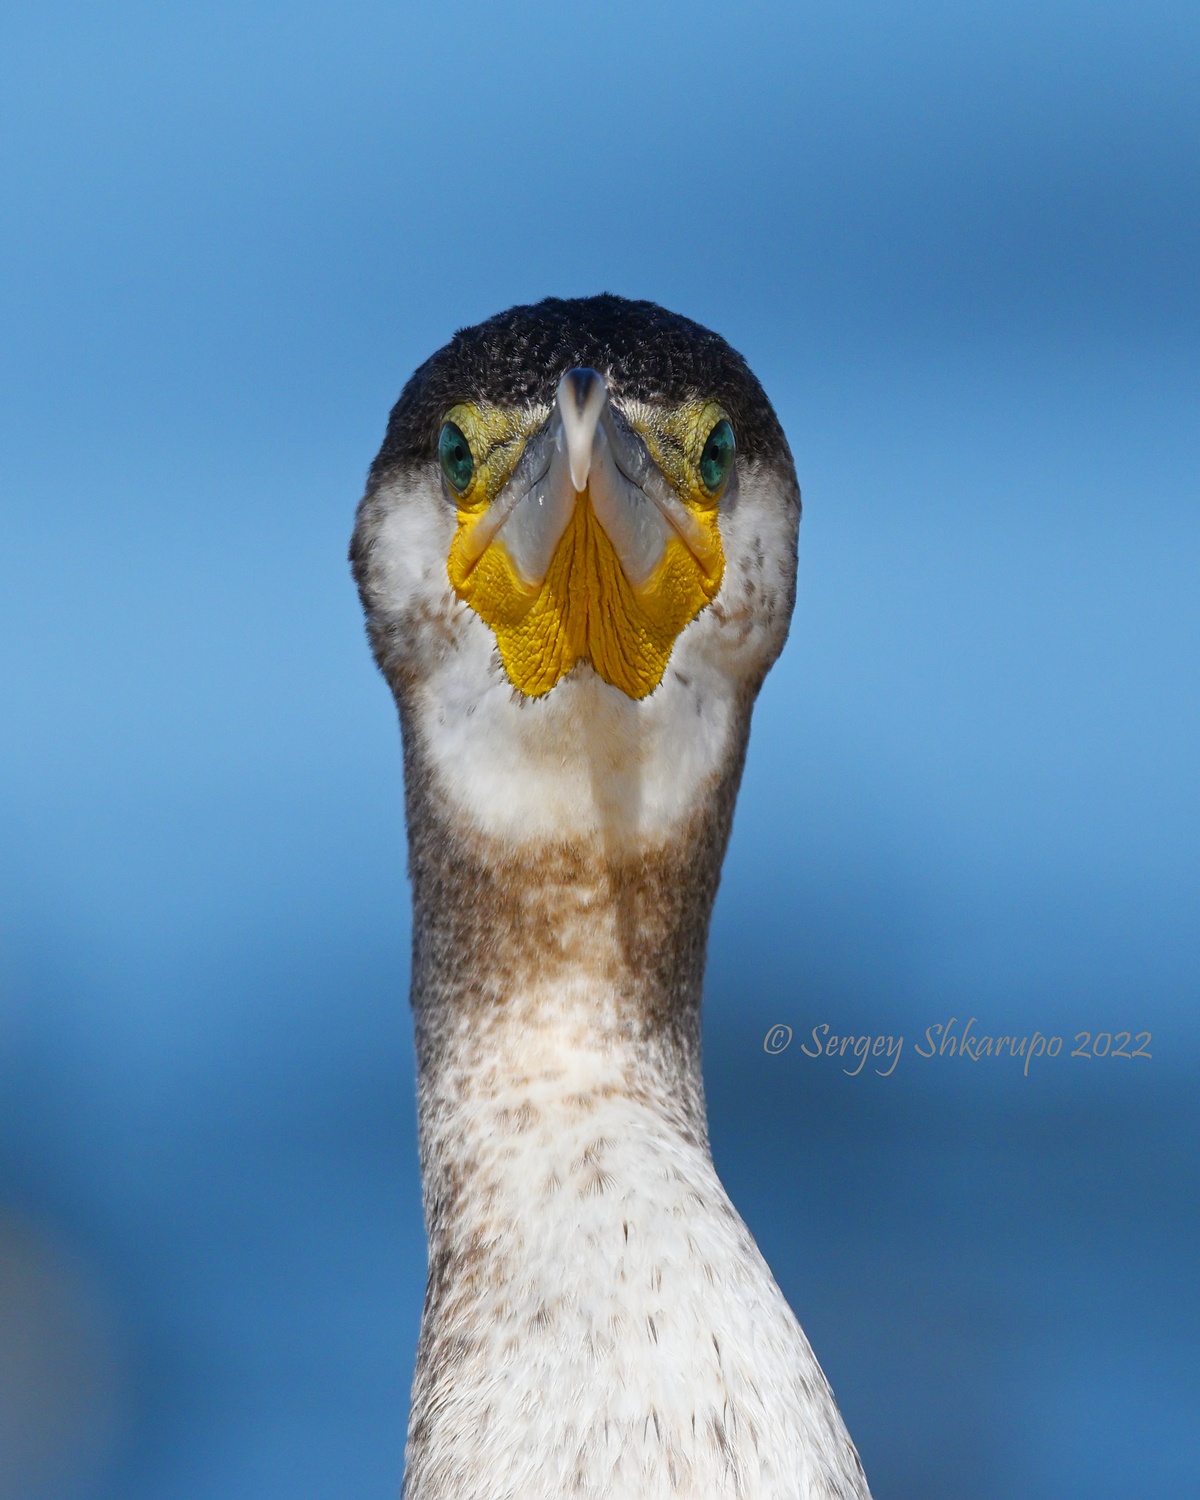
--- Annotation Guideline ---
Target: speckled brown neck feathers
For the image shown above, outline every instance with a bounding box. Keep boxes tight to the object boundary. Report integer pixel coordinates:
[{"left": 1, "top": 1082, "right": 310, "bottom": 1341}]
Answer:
[{"left": 400, "top": 691, "right": 753, "bottom": 1171}]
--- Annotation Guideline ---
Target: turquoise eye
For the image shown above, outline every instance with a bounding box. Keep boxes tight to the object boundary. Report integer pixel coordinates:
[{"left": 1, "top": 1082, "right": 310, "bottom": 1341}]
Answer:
[
  {"left": 438, "top": 421, "right": 474, "bottom": 492},
  {"left": 699, "top": 419, "right": 735, "bottom": 492}
]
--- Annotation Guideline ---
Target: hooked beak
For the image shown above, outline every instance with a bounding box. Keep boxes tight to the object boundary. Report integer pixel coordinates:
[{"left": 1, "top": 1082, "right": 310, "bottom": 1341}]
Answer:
[
  {"left": 558, "top": 367, "right": 607, "bottom": 492},
  {"left": 457, "top": 368, "right": 717, "bottom": 592},
  {"left": 445, "top": 368, "right": 726, "bottom": 699}
]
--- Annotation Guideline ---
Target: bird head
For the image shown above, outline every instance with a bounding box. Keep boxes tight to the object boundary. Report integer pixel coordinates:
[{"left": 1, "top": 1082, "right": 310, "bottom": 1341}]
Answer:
[{"left": 351, "top": 295, "right": 799, "bottom": 849}]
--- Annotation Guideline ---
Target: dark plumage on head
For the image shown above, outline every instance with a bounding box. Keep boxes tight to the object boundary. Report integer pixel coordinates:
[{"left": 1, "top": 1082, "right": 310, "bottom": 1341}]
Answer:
[{"left": 367, "top": 293, "right": 795, "bottom": 488}]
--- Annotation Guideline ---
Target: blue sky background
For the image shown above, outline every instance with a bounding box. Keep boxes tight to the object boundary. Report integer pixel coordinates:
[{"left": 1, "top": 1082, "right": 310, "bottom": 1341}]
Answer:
[{"left": 0, "top": 2, "right": 1197, "bottom": 1497}]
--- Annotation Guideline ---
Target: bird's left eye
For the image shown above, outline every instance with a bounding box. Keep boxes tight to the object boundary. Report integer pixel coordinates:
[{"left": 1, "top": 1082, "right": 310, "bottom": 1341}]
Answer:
[
  {"left": 699, "top": 419, "right": 735, "bottom": 493},
  {"left": 438, "top": 421, "right": 475, "bottom": 492}
]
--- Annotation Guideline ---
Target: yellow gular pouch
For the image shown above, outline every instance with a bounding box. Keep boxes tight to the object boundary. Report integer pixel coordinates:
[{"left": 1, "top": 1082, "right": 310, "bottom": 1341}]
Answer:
[{"left": 444, "top": 402, "right": 727, "bottom": 700}]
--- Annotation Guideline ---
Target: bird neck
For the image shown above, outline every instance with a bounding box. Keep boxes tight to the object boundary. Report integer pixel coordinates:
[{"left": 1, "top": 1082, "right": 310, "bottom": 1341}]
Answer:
[{"left": 403, "top": 760, "right": 741, "bottom": 1256}]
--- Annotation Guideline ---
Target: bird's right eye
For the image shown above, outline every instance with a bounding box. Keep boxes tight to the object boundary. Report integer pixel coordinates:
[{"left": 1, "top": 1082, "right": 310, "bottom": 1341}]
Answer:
[{"left": 438, "top": 422, "right": 475, "bottom": 492}]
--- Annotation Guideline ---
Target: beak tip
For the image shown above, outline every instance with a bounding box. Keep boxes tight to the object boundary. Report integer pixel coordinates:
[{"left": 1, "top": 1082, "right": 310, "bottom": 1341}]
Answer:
[{"left": 559, "top": 365, "right": 605, "bottom": 410}]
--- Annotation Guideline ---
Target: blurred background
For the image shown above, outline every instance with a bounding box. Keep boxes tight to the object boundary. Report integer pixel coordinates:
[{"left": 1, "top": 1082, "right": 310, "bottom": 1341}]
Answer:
[{"left": 1, "top": 1, "right": 1197, "bottom": 1496}]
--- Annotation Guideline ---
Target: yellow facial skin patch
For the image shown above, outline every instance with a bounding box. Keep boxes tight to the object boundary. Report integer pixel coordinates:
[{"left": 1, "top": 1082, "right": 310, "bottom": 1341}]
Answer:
[{"left": 444, "top": 400, "right": 727, "bottom": 700}]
